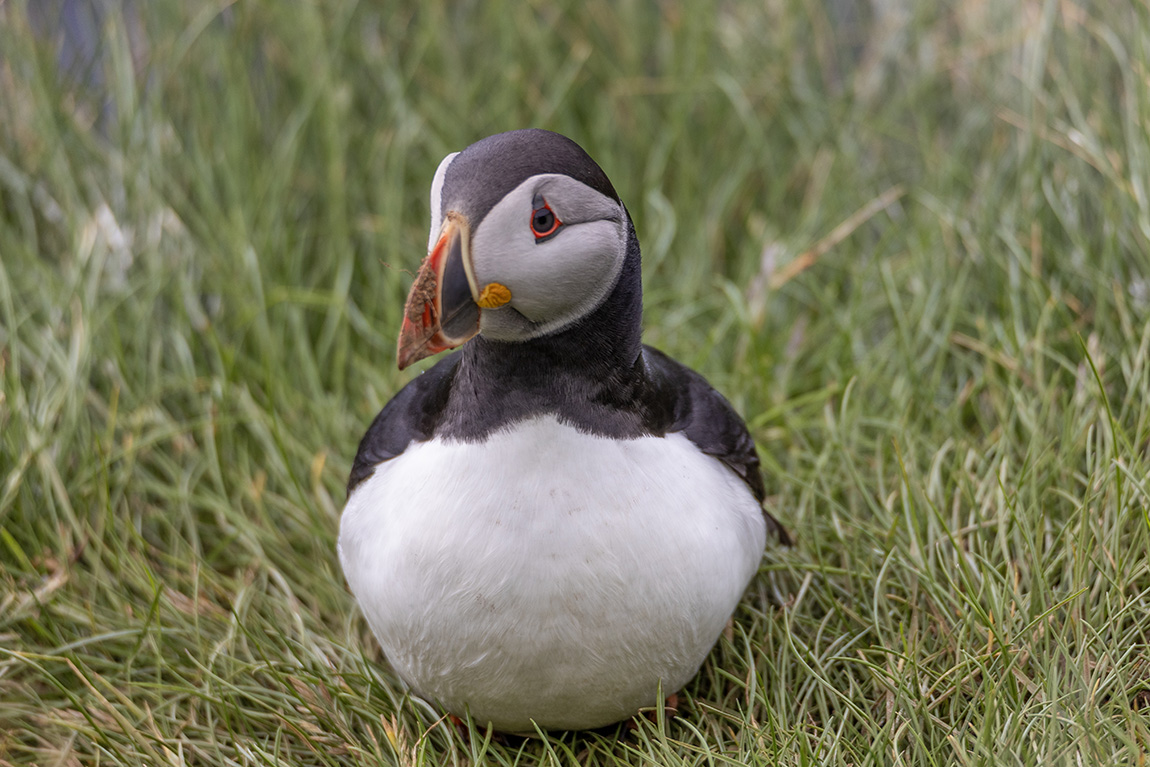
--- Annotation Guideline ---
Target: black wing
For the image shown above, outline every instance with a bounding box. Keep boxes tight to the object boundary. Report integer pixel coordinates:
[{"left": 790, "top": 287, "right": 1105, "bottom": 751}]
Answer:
[
  {"left": 346, "top": 353, "right": 460, "bottom": 494},
  {"left": 643, "top": 345, "right": 791, "bottom": 545}
]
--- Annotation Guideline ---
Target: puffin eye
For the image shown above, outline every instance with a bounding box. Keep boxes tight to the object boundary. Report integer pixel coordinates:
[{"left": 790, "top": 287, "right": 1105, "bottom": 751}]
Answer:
[{"left": 530, "top": 194, "right": 562, "bottom": 242}]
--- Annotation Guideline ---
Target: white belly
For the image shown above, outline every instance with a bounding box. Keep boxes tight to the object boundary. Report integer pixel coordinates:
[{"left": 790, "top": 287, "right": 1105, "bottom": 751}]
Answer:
[{"left": 338, "top": 415, "right": 766, "bottom": 731}]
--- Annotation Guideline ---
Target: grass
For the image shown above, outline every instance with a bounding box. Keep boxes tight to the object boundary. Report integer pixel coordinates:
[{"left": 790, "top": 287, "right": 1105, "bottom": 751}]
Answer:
[{"left": 1, "top": 0, "right": 1149, "bottom": 763}]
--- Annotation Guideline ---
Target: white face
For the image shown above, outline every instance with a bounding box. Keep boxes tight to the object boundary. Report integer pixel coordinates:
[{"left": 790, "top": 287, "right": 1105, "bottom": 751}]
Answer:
[{"left": 428, "top": 158, "right": 629, "bottom": 342}]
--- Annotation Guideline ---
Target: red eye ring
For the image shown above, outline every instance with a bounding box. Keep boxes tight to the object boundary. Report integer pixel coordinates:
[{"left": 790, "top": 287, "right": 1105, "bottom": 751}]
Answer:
[{"left": 530, "top": 194, "right": 562, "bottom": 241}]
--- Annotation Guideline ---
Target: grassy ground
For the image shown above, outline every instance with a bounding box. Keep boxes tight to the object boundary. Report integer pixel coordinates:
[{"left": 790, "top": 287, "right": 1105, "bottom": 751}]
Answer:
[{"left": 2, "top": 0, "right": 1149, "bottom": 764}]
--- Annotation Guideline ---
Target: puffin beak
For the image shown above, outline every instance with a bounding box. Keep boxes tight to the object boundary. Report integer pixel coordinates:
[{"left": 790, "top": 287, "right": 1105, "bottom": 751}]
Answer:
[{"left": 397, "top": 213, "right": 482, "bottom": 370}]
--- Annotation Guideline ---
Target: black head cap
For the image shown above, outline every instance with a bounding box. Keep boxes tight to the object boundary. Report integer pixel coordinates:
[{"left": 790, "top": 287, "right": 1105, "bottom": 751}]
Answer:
[{"left": 441, "top": 129, "right": 620, "bottom": 226}]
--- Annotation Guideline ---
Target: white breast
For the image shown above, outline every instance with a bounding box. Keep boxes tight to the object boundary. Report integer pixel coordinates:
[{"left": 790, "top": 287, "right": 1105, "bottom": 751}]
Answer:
[{"left": 338, "top": 415, "right": 766, "bottom": 732}]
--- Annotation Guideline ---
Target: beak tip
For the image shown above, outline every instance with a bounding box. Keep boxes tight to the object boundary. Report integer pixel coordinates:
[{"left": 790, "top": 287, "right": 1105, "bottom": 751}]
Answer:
[
  {"left": 396, "top": 349, "right": 416, "bottom": 371},
  {"left": 396, "top": 320, "right": 427, "bottom": 371}
]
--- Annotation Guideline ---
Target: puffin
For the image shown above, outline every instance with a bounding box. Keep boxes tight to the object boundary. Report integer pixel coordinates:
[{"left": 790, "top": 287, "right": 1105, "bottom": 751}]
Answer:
[{"left": 339, "top": 129, "right": 790, "bottom": 733}]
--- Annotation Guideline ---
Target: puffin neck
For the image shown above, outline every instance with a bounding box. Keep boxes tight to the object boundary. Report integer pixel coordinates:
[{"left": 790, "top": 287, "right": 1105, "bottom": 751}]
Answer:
[
  {"left": 438, "top": 229, "right": 649, "bottom": 440},
  {"left": 466, "top": 230, "right": 641, "bottom": 386}
]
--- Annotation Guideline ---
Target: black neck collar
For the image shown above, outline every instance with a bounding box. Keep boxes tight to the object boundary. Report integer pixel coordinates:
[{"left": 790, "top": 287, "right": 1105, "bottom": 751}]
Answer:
[{"left": 437, "top": 223, "right": 663, "bottom": 440}]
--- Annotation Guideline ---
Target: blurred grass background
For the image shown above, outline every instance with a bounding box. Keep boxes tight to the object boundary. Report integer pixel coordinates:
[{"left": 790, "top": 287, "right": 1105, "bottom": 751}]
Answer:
[{"left": 2, "top": 0, "right": 1149, "bottom": 764}]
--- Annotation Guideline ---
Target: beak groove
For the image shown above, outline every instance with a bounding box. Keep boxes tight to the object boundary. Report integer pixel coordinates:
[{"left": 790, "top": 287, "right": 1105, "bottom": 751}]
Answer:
[{"left": 396, "top": 214, "right": 481, "bottom": 370}]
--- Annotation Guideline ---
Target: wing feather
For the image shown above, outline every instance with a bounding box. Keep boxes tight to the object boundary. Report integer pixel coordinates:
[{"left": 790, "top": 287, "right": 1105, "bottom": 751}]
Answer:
[
  {"left": 643, "top": 346, "right": 791, "bottom": 545},
  {"left": 346, "top": 354, "right": 460, "bottom": 494}
]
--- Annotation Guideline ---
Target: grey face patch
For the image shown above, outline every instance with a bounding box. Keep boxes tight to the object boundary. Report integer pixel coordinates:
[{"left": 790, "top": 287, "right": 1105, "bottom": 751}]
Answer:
[{"left": 470, "top": 174, "right": 628, "bottom": 341}]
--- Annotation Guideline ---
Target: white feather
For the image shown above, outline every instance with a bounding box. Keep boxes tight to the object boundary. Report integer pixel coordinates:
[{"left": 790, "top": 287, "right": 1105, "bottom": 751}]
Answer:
[
  {"left": 338, "top": 415, "right": 766, "bottom": 731},
  {"left": 427, "top": 151, "right": 460, "bottom": 252}
]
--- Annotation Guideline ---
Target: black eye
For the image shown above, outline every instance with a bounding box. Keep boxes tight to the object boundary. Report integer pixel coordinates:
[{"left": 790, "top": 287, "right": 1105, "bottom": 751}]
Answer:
[
  {"left": 533, "top": 208, "right": 555, "bottom": 233},
  {"left": 530, "top": 194, "right": 562, "bottom": 241}
]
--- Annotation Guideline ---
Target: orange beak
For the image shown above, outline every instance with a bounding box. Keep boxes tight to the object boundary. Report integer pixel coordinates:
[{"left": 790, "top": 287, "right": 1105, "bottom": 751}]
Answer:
[{"left": 396, "top": 214, "right": 481, "bottom": 370}]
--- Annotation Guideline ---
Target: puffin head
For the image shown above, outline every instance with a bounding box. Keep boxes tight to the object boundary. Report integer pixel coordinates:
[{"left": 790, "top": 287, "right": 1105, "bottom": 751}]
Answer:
[{"left": 397, "top": 129, "right": 631, "bottom": 369}]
